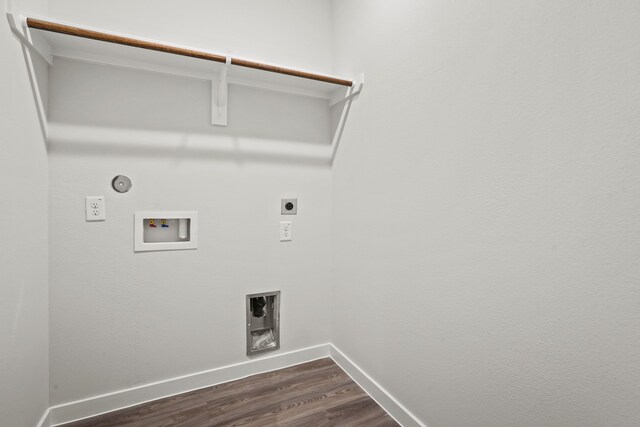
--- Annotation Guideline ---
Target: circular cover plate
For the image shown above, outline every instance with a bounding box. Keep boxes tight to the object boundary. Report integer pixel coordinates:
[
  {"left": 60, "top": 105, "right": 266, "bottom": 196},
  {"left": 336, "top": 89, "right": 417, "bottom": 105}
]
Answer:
[{"left": 112, "top": 175, "right": 132, "bottom": 193}]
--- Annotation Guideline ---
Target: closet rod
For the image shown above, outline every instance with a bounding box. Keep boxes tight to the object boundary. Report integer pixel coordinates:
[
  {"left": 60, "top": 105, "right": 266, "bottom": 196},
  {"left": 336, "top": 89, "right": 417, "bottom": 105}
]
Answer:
[{"left": 26, "top": 18, "right": 354, "bottom": 87}]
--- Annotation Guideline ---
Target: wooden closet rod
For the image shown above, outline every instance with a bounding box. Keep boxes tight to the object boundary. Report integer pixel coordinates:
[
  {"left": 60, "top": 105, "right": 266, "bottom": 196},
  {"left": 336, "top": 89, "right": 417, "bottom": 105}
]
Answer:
[{"left": 26, "top": 18, "right": 353, "bottom": 87}]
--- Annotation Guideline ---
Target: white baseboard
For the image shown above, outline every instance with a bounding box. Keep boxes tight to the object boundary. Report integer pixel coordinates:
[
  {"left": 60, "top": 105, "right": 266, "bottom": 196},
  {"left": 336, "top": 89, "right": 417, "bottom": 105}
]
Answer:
[
  {"left": 36, "top": 408, "right": 51, "bottom": 427},
  {"left": 46, "top": 343, "right": 424, "bottom": 427},
  {"left": 49, "top": 343, "right": 330, "bottom": 426},
  {"left": 329, "top": 344, "right": 426, "bottom": 427}
]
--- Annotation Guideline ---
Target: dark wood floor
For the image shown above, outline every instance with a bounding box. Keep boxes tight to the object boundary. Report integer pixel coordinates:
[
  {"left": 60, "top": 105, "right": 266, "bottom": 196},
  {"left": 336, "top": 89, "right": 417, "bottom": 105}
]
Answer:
[{"left": 61, "top": 358, "right": 399, "bottom": 427}]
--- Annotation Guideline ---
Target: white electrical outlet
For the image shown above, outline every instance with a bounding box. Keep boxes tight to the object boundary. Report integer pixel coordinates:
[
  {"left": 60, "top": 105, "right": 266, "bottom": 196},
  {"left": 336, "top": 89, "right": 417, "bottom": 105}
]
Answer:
[
  {"left": 280, "top": 221, "right": 292, "bottom": 241},
  {"left": 85, "top": 196, "right": 106, "bottom": 221}
]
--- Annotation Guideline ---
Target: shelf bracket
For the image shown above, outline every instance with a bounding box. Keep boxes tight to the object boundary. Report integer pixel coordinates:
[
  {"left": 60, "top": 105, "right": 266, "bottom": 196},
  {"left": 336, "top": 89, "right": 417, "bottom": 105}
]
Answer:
[
  {"left": 330, "top": 73, "right": 364, "bottom": 163},
  {"left": 329, "top": 79, "right": 364, "bottom": 109},
  {"left": 6, "top": 12, "right": 53, "bottom": 65},
  {"left": 6, "top": 12, "right": 50, "bottom": 140},
  {"left": 211, "top": 56, "right": 230, "bottom": 126}
]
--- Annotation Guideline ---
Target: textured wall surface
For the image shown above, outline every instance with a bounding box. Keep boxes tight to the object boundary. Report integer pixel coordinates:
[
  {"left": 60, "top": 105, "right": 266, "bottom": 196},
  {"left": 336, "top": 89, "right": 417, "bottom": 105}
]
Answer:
[
  {"left": 46, "top": 0, "right": 334, "bottom": 405},
  {"left": 0, "top": 0, "right": 50, "bottom": 425},
  {"left": 331, "top": 1, "right": 640, "bottom": 426}
]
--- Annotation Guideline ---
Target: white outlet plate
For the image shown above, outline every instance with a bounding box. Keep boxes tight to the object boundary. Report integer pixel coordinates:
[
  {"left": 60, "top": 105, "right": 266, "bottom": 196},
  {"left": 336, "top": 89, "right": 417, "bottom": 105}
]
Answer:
[
  {"left": 280, "top": 221, "right": 292, "bottom": 241},
  {"left": 85, "top": 196, "right": 106, "bottom": 221}
]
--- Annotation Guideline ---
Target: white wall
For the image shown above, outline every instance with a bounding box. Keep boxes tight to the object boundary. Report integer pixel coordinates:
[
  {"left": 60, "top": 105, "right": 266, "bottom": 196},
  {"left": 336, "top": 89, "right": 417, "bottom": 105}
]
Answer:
[
  {"left": 331, "top": 1, "right": 640, "bottom": 426},
  {"left": 0, "top": 0, "right": 49, "bottom": 425},
  {"left": 47, "top": 0, "right": 334, "bottom": 405}
]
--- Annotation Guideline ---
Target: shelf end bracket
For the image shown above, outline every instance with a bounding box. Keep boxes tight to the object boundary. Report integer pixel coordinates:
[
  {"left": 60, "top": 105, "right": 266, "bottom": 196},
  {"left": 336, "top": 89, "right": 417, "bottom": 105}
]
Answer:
[
  {"left": 330, "top": 73, "right": 364, "bottom": 163},
  {"left": 6, "top": 12, "right": 50, "bottom": 140},
  {"left": 330, "top": 74, "right": 364, "bottom": 109},
  {"left": 211, "top": 57, "right": 230, "bottom": 126},
  {"left": 6, "top": 12, "right": 53, "bottom": 65}
]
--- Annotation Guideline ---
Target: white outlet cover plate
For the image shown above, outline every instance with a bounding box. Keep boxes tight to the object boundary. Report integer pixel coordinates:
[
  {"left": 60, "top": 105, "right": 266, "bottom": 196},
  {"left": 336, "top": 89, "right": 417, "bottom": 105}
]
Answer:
[
  {"left": 280, "top": 221, "right": 292, "bottom": 241},
  {"left": 85, "top": 196, "right": 106, "bottom": 221}
]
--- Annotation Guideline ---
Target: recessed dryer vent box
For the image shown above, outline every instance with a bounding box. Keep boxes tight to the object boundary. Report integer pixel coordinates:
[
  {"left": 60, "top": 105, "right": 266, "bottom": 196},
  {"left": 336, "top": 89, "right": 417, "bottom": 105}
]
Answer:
[
  {"left": 134, "top": 211, "right": 197, "bottom": 252},
  {"left": 246, "top": 291, "right": 280, "bottom": 356}
]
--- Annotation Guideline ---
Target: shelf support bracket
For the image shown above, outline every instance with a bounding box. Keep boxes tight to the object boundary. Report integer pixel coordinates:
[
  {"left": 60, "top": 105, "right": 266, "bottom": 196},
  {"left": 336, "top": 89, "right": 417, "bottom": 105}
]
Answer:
[
  {"left": 211, "top": 57, "right": 230, "bottom": 126},
  {"left": 330, "top": 73, "right": 364, "bottom": 163},
  {"left": 6, "top": 12, "right": 52, "bottom": 65},
  {"left": 329, "top": 79, "right": 364, "bottom": 109},
  {"left": 6, "top": 12, "right": 50, "bottom": 140}
]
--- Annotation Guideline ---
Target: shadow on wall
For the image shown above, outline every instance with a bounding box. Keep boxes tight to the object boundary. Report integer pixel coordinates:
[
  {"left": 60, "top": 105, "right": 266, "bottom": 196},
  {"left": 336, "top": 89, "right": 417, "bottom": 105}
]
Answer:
[
  {"left": 47, "top": 58, "right": 336, "bottom": 165},
  {"left": 47, "top": 123, "right": 332, "bottom": 167}
]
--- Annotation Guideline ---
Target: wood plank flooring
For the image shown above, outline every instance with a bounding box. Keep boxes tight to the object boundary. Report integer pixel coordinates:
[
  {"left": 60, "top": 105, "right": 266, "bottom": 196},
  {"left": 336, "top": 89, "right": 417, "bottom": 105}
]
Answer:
[{"left": 60, "top": 358, "right": 399, "bottom": 427}]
